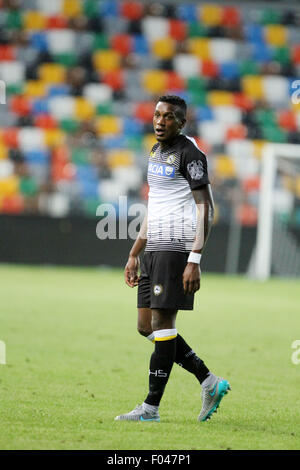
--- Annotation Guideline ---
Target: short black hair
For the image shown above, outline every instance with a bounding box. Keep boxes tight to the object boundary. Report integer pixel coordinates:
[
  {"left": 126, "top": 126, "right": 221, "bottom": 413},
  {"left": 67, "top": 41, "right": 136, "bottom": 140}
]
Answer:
[{"left": 157, "top": 95, "right": 187, "bottom": 122}]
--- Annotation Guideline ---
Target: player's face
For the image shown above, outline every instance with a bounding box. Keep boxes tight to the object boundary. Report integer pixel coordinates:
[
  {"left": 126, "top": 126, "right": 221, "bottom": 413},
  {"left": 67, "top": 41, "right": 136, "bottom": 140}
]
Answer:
[{"left": 153, "top": 102, "right": 185, "bottom": 144}]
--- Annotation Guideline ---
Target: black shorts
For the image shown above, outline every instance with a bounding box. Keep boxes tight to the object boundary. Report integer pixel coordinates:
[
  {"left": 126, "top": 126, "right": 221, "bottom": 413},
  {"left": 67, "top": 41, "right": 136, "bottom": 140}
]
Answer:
[{"left": 137, "top": 251, "right": 194, "bottom": 310}]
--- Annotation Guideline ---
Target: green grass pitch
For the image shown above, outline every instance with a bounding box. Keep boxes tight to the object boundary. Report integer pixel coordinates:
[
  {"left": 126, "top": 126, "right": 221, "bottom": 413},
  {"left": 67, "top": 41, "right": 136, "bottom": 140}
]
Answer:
[{"left": 0, "top": 263, "right": 299, "bottom": 450}]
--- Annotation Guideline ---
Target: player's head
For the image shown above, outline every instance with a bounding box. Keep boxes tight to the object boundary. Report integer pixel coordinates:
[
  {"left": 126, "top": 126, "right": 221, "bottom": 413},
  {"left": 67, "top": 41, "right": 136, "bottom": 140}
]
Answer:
[{"left": 153, "top": 95, "right": 187, "bottom": 144}]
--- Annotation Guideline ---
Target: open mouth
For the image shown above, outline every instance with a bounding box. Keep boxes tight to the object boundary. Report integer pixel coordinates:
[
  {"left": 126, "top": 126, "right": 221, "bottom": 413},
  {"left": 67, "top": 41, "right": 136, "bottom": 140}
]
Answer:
[{"left": 155, "top": 128, "right": 166, "bottom": 137}]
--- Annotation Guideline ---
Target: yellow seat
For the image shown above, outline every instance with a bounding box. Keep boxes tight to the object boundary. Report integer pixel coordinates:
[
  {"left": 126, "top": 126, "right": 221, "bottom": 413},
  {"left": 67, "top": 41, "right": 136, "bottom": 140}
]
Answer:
[
  {"left": 188, "top": 38, "right": 211, "bottom": 59},
  {"left": 24, "top": 11, "right": 47, "bottom": 30},
  {"left": 215, "top": 155, "right": 236, "bottom": 178},
  {"left": 264, "top": 25, "right": 287, "bottom": 47},
  {"left": 200, "top": 4, "right": 223, "bottom": 26},
  {"left": 74, "top": 97, "right": 95, "bottom": 120},
  {"left": 0, "top": 143, "right": 8, "bottom": 160},
  {"left": 242, "top": 75, "right": 264, "bottom": 100},
  {"left": 38, "top": 63, "right": 66, "bottom": 84},
  {"left": 96, "top": 116, "right": 122, "bottom": 135},
  {"left": 62, "top": 0, "right": 82, "bottom": 18},
  {"left": 143, "top": 134, "right": 157, "bottom": 153},
  {"left": 207, "top": 91, "right": 234, "bottom": 106},
  {"left": 143, "top": 70, "right": 167, "bottom": 94},
  {"left": 152, "top": 38, "right": 175, "bottom": 60},
  {"left": 252, "top": 140, "right": 267, "bottom": 159},
  {"left": 93, "top": 50, "right": 121, "bottom": 72},
  {"left": 0, "top": 176, "right": 19, "bottom": 196},
  {"left": 44, "top": 129, "right": 66, "bottom": 147},
  {"left": 108, "top": 150, "right": 134, "bottom": 168},
  {"left": 25, "top": 80, "right": 47, "bottom": 98}
]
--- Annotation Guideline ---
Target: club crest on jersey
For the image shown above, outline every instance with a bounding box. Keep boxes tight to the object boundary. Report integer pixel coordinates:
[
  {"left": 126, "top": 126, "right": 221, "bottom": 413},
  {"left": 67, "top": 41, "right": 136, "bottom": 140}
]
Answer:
[
  {"left": 153, "top": 284, "right": 163, "bottom": 296},
  {"left": 166, "top": 154, "right": 175, "bottom": 165},
  {"left": 187, "top": 160, "right": 204, "bottom": 180},
  {"left": 148, "top": 162, "right": 175, "bottom": 178}
]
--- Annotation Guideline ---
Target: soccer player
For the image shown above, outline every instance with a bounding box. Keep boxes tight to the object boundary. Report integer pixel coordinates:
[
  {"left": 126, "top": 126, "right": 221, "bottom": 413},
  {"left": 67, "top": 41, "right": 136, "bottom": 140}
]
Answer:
[{"left": 115, "top": 95, "right": 230, "bottom": 422}]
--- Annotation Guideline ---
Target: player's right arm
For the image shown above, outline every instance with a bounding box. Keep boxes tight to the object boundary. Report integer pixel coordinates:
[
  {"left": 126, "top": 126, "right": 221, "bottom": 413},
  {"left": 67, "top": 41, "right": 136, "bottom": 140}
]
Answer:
[{"left": 124, "top": 215, "right": 147, "bottom": 288}]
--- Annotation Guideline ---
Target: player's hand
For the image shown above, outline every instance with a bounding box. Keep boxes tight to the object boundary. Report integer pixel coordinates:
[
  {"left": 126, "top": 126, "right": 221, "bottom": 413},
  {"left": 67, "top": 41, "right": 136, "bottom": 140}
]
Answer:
[
  {"left": 182, "top": 263, "right": 201, "bottom": 294},
  {"left": 124, "top": 255, "right": 140, "bottom": 288}
]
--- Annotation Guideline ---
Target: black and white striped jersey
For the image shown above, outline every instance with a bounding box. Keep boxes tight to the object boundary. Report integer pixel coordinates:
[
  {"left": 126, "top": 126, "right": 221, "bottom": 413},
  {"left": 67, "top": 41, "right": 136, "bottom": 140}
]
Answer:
[{"left": 146, "top": 134, "right": 210, "bottom": 253}]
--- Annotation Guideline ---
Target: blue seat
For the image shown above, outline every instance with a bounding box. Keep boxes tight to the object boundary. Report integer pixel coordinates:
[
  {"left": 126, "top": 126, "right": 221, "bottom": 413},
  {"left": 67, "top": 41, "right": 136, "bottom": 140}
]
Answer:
[
  {"left": 76, "top": 165, "right": 98, "bottom": 183},
  {"left": 32, "top": 99, "right": 49, "bottom": 115},
  {"left": 195, "top": 106, "right": 214, "bottom": 121},
  {"left": 133, "top": 35, "right": 149, "bottom": 55},
  {"left": 80, "top": 180, "right": 99, "bottom": 198},
  {"left": 251, "top": 42, "right": 273, "bottom": 62},
  {"left": 48, "top": 85, "right": 70, "bottom": 98},
  {"left": 99, "top": 0, "right": 119, "bottom": 17},
  {"left": 176, "top": 4, "right": 198, "bottom": 22},
  {"left": 24, "top": 150, "right": 49, "bottom": 164},
  {"left": 101, "top": 136, "right": 127, "bottom": 149},
  {"left": 123, "top": 117, "right": 143, "bottom": 136},
  {"left": 244, "top": 23, "right": 265, "bottom": 44},
  {"left": 29, "top": 32, "right": 48, "bottom": 52},
  {"left": 220, "top": 61, "right": 240, "bottom": 80}
]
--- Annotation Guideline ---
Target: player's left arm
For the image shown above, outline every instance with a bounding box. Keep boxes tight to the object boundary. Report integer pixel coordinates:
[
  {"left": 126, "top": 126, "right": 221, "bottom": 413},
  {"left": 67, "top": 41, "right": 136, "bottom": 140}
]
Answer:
[{"left": 182, "top": 184, "right": 215, "bottom": 294}]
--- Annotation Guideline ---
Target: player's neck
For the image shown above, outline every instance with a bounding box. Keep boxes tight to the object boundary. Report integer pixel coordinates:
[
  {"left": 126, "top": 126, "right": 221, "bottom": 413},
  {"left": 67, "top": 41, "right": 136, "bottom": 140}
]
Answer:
[{"left": 158, "top": 133, "right": 182, "bottom": 149}]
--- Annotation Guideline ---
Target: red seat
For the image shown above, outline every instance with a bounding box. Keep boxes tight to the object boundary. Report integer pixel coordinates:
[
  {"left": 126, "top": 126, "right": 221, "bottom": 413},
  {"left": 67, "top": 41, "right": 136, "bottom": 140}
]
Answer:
[
  {"left": 0, "top": 45, "right": 16, "bottom": 61},
  {"left": 35, "top": 114, "right": 57, "bottom": 129},
  {"left": 52, "top": 146, "right": 70, "bottom": 165},
  {"left": 10, "top": 95, "right": 31, "bottom": 116},
  {"left": 226, "top": 124, "right": 247, "bottom": 140},
  {"left": 169, "top": 19, "right": 187, "bottom": 41},
  {"left": 111, "top": 34, "right": 133, "bottom": 56},
  {"left": 193, "top": 137, "right": 211, "bottom": 156},
  {"left": 102, "top": 70, "right": 124, "bottom": 90},
  {"left": 166, "top": 71, "right": 185, "bottom": 91},
  {"left": 242, "top": 176, "right": 260, "bottom": 193},
  {"left": 236, "top": 204, "right": 258, "bottom": 226},
  {"left": 278, "top": 110, "right": 297, "bottom": 131},
  {"left": 221, "top": 7, "right": 241, "bottom": 27},
  {"left": 292, "top": 45, "right": 300, "bottom": 64},
  {"left": 51, "top": 162, "right": 75, "bottom": 182},
  {"left": 201, "top": 60, "right": 219, "bottom": 78},
  {"left": 46, "top": 15, "right": 69, "bottom": 29},
  {"left": 120, "top": 1, "right": 144, "bottom": 20},
  {"left": 2, "top": 128, "right": 19, "bottom": 148},
  {"left": 135, "top": 102, "right": 156, "bottom": 123},
  {"left": 1, "top": 195, "right": 24, "bottom": 214},
  {"left": 233, "top": 93, "right": 254, "bottom": 111}
]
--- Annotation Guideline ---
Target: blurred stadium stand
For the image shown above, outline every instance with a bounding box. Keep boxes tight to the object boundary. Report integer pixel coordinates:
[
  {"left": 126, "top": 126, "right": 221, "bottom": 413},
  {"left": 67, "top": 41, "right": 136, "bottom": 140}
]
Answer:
[{"left": 0, "top": 0, "right": 300, "bottom": 270}]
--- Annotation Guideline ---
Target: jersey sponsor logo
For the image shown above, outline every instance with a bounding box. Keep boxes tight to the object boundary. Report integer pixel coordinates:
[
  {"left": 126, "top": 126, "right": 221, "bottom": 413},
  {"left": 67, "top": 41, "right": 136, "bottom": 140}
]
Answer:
[
  {"left": 187, "top": 159, "right": 204, "bottom": 180},
  {"left": 148, "top": 162, "right": 175, "bottom": 178}
]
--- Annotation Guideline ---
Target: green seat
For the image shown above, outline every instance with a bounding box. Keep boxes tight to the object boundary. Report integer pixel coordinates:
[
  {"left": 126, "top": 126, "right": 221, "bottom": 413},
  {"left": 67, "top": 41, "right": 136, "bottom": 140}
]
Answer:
[
  {"left": 6, "top": 10, "right": 23, "bottom": 29},
  {"left": 254, "top": 109, "right": 277, "bottom": 127},
  {"left": 71, "top": 148, "right": 91, "bottom": 165},
  {"left": 262, "top": 124, "right": 287, "bottom": 143},
  {"left": 96, "top": 102, "right": 113, "bottom": 115},
  {"left": 187, "top": 76, "right": 207, "bottom": 92},
  {"left": 188, "top": 22, "right": 208, "bottom": 38},
  {"left": 126, "top": 136, "right": 143, "bottom": 152},
  {"left": 189, "top": 88, "right": 207, "bottom": 106},
  {"left": 92, "top": 33, "right": 110, "bottom": 51},
  {"left": 83, "top": 0, "right": 99, "bottom": 18},
  {"left": 259, "top": 8, "right": 281, "bottom": 25},
  {"left": 19, "top": 177, "right": 38, "bottom": 196},
  {"left": 273, "top": 47, "right": 290, "bottom": 65},
  {"left": 54, "top": 53, "right": 78, "bottom": 67},
  {"left": 60, "top": 119, "right": 80, "bottom": 134},
  {"left": 83, "top": 198, "right": 102, "bottom": 217},
  {"left": 6, "top": 83, "right": 24, "bottom": 95},
  {"left": 239, "top": 59, "right": 259, "bottom": 76}
]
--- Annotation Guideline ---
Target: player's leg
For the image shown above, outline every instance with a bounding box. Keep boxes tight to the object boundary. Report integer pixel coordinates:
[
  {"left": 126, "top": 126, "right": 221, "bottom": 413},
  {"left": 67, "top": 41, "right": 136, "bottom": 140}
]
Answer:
[{"left": 138, "top": 307, "right": 211, "bottom": 383}]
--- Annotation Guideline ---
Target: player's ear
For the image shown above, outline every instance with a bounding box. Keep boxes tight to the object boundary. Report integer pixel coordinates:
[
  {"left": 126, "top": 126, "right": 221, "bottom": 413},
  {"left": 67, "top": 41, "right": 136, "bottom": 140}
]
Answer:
[{"left": 180, "top": 118, "right": 186, "bottom": 130}]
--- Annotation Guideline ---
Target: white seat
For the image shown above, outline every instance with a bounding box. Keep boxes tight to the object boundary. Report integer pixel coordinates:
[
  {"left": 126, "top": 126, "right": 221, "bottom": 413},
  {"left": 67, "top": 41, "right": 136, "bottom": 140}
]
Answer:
[
  {"left": 18, "top": 128, "right": 46, "bottom": 152},
  {"left": 0, "top": 61, "right": 25, "bottom": 85},
  {"left": 47, "top": 30, "right": 76, "bottom": 54},
  {"left": 210, "top": 38, "right": 237, "bottom": 63},
  {"left": 83, "top": 83, "right": 112, "bottom": 105},
  {"left": 142, "top": 16, "right": 169, "bottom": 43},
  {"left": 48, "top": 96, "right": 75, "bottom": 120},
  {"left": 39, "top": 192, "right": 70, "bottom": 217},
  {"left": 198, "top": 120, "right": 227, "bottom": 146},
  {"left": 112, "top": 166, "right": 142, "bottom": 191},
  {"left": 37, "top": 0, "right": 62, "bottom": 15},
  {"left": 0, "top": 160, "right": 14, "bottom": 179},
  {"left": 99, "top": 179, "right": 124, "bottom": 203},
  {"left": 173, "top": 53, "right": 200, "bottom": 79},
  {"left": 226, "top": 140, "right": 258, "bottom": 179},
  {"left": 213, "top": 106, "right": 242, "bottom": 125},
  {"left": 262, "top": 76, "right": 289, "bottom": 106}
]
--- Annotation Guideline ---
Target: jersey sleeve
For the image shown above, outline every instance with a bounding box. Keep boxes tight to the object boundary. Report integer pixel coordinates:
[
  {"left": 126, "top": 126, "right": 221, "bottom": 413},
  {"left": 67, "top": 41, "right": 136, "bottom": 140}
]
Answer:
[{"left": 180, "top": 142, "right": 210, "bottom": 190}]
